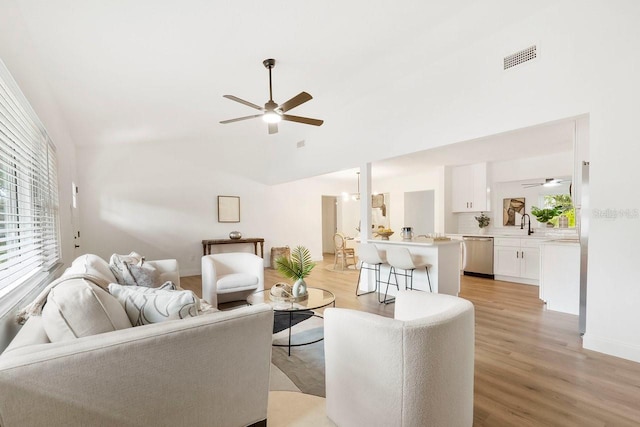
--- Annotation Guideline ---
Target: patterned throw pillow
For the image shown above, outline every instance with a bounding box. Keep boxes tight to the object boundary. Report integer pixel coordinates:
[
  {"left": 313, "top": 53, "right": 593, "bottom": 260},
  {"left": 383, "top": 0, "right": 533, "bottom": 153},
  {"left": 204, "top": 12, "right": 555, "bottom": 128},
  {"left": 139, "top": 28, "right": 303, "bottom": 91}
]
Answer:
[
  {"left": 109, "top": 252, "right": 160, "bottom": 287},
  {"left": 107, "top": 283, "right": 200, "bottom": 326},
  {"left": 109, "top": 252, "right": 142, "bottom": 284}
]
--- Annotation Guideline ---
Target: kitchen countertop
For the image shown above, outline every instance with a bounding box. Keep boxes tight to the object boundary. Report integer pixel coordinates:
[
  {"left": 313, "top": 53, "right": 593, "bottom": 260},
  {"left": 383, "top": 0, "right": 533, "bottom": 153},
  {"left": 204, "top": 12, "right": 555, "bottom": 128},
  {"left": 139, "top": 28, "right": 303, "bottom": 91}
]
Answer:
[
  {"left": 366, "top": 236, "right": 461, "bottom": 247},
  {"left": 447, "top": 230, "right": 578, "bottom": 240}
]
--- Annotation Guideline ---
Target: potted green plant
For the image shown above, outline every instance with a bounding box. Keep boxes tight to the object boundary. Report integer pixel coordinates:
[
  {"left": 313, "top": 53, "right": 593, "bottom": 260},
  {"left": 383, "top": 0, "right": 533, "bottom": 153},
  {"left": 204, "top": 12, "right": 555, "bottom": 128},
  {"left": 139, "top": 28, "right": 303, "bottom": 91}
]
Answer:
[
  {"left": 531, "top": 206, "right": 562, "bottom": 227},
  {"left": 274, "top": 245, "right": 316, "bottom": 297},
  {"left": 474, "top": 212, "right": 490, "bottom": 234}
]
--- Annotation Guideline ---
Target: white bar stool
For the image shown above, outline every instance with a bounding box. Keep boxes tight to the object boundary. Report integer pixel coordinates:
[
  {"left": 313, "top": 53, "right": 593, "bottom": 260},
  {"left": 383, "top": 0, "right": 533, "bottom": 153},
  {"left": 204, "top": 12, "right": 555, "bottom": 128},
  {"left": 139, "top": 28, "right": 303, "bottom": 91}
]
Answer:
[
  {"left": 355, "top": 243, "right": 388, "bottom": 302},
  {"left": 384, "top": 247, "right": 432, "bottom": 304}
]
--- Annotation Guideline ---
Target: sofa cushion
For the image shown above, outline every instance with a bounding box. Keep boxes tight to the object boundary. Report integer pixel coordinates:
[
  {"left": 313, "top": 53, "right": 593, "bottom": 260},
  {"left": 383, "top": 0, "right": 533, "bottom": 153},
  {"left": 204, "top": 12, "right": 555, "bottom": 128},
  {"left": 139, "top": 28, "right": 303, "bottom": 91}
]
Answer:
[
  {"left": 64, "top": 254, "right": 118, "bottom": 283},
  {"left": 108, "top": 283, "right": 200, "bottom": 326},
  {"left": 217, "top": 273, "right": 259, "bottom": 293},
  {"left": 41, "top": 279, "right": 133, "bottom": 342}
]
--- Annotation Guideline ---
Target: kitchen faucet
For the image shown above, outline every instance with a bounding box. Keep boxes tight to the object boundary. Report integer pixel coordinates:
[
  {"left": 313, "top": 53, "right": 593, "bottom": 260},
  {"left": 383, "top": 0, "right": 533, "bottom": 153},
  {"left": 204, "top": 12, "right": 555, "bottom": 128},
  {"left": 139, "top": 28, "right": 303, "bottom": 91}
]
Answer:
[{"left": 521, "top": 213, "right": 534, "bottom": 235}]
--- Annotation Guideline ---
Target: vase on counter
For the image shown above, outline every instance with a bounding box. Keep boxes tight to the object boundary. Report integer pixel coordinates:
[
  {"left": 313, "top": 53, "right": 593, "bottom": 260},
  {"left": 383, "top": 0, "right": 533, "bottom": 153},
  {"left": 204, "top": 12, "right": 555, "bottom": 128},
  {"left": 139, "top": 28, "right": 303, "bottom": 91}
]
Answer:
[{"left": 478, "top": 227, "right": 486, "bottom": 235}]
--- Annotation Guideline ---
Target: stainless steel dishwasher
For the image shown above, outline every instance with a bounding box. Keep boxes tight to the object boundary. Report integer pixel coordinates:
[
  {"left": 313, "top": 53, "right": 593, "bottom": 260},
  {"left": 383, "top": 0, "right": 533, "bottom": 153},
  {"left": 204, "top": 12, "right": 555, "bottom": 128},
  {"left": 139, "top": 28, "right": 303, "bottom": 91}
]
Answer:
[{"left": 462, "top": 236, "right": 494, "bottom": 279}]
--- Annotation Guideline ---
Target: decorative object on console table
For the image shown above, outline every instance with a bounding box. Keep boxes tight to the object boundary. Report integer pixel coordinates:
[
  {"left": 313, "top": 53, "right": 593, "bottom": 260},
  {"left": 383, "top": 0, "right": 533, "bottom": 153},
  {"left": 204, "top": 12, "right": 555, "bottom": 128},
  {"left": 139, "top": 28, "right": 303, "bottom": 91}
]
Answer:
[
  {"left": 229, "top": 231, "right": 242, "bottom": 239},
  {"left": 503, "top": 198, "right": 525, "bottom": 226},
  {"left": 274, "top": 246, "right": 315, "bottom": 297},
  {"left": 475, "top": 212, "right": 490, "bottom": 234},
  {"left": 217, "top": 195, "right": 240, "bottom": 223}
]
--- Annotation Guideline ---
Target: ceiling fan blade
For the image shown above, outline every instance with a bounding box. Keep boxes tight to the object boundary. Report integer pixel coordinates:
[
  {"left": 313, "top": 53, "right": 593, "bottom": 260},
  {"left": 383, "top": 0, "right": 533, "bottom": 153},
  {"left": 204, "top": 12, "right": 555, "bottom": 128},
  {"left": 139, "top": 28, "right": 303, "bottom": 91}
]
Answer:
[
  {"left": 223, "top": 95, "right": 263, "bottom": 111},
  {"left": 268, "top": 123, "right": 278, "bottom": 134},
  {"left": 279, "top": 92, "right": 312, "bottom": 113},
  {"left": 281, "top": 114, "right": 324, "bottom": 126},
  {"left": 220, "top": 114, "right": 262, "bottom": 124}
]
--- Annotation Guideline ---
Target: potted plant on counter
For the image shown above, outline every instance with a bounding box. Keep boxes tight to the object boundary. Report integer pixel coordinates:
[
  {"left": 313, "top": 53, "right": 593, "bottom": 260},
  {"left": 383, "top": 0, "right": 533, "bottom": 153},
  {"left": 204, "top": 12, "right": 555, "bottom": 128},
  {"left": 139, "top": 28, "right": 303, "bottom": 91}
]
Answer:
[
  {"left": 274, "top": 245, "right": 316, "bottom": 297},
  {"left": 474, "top": 212, "right": 490, "bottom": 234}
]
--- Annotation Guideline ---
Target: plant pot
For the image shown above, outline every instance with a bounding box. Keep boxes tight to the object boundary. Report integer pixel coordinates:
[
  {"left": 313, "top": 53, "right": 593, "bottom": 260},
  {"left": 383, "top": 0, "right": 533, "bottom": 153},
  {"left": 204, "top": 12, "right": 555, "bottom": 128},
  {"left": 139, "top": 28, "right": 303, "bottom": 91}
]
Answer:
[
  {"left": 478, "top": 228, "right": 486, "bottom": 235},
  {"left": 546, "top": 222, "right": 555, "bottom": 228}
]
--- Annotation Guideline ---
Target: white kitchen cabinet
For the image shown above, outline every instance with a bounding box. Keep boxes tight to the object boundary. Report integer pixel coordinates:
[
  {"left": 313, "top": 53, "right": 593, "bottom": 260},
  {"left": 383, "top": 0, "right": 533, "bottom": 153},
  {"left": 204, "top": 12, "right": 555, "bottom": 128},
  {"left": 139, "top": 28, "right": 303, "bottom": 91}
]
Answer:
[
  {"left": 494, "top": 237, "right": 544, "bottom": 285},
  {"left": 451, "top": 163, "right": 488, "bottom": 212}
]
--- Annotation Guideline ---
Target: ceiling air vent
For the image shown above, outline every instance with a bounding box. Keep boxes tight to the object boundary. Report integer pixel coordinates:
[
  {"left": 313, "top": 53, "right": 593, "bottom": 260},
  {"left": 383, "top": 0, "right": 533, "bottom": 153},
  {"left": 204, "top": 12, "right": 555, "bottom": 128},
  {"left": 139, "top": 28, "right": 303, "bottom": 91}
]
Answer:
[
  {"left": 504, "top": 45, "right": 537, "bottom": 70},
  {"left": 296, "top": 140, "right": 306, "bottom": 148}
]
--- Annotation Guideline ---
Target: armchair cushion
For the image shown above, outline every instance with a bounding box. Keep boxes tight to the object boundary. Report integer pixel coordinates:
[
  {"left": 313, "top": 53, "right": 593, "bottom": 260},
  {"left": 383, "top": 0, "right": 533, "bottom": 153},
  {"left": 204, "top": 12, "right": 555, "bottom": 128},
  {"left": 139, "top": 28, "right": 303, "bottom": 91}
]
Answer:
[
  {"left": 217, "top": 273, "right": 259, "bottom": 293},
  {"left": 41, "top": 280, "right": 132, "bottom": 342}
]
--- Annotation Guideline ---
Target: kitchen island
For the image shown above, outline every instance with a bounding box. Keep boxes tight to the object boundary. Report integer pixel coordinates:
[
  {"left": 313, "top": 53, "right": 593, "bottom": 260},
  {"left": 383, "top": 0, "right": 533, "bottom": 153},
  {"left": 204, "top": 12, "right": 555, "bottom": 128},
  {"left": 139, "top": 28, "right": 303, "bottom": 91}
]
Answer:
[{"left": 359, "top": 237, "right": 462, "bottom": 297}]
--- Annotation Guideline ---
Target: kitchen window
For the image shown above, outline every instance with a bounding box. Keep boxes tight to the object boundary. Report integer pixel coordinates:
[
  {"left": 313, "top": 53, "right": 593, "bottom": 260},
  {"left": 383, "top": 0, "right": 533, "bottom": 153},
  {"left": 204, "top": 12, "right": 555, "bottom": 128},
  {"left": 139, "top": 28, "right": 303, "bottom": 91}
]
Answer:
[{"left": 0, "top": 58, "right": 60, "bottom": 300}]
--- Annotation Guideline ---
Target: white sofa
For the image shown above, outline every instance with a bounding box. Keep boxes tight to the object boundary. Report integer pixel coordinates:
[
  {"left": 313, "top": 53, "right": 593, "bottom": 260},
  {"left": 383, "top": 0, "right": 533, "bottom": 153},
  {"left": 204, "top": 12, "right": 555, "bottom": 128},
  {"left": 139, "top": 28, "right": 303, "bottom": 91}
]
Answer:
[
  {"left": 324, "top": 290, "right": 475, "bottom": 427},
  {"left": 0, "top": 254, "right": 274, "bottom": 427},
  {"left": 202, "top": 253, "right": 265, "bottom": 307}
]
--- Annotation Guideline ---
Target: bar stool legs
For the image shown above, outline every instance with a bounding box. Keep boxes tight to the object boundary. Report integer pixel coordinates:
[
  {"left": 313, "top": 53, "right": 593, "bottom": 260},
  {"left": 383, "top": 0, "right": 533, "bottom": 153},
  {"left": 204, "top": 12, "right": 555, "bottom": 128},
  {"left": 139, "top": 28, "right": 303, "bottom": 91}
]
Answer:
[
  {"left": 383, "top": 265, "right": 432, "bottom": 304},
  {"left": 356, "top": 261, "right": 381, "bottom": 297}
]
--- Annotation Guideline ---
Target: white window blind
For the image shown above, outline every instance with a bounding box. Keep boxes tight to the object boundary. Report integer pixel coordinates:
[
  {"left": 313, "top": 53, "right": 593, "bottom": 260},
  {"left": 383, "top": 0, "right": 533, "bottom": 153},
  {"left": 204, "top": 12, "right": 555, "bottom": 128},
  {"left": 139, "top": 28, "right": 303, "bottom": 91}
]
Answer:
[{"left": 0, "top": 59, "right": 60, "bottom": 296}]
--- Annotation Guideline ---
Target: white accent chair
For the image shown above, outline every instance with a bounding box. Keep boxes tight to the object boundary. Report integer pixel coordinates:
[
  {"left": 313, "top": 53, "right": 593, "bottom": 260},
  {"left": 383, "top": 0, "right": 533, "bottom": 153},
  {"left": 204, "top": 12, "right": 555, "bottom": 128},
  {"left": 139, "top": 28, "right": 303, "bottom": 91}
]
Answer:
[
  {"left": 202, "top": 253, "right": 265, "bottom": 307},
  {"left": 325, "top": 291, "right": 475, "bottom": 427}
]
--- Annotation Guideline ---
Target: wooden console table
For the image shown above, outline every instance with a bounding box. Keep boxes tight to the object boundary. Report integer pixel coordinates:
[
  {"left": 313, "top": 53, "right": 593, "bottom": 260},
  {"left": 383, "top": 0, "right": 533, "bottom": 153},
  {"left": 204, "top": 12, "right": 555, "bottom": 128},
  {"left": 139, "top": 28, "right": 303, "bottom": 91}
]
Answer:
[{"left": 202, "top": 238, "right": 265, "bottom": 258}]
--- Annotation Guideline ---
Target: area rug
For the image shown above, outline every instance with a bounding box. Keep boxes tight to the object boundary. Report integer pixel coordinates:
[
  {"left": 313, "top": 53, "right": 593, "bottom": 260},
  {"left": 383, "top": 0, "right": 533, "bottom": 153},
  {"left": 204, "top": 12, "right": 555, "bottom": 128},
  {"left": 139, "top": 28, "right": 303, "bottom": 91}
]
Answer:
[{"left": 271, "top": 315, "right": 326, "bottom": 397}]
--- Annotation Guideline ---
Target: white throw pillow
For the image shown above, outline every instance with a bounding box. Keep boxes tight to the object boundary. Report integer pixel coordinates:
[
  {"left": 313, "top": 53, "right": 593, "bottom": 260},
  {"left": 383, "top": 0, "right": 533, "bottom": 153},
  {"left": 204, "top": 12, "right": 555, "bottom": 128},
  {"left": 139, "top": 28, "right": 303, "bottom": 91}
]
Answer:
[
  {"left": 42, "top": 279, "right": 133, "bottom": 342},
  {"left": 108, "top": 283, "right": 200, "bottom": 326}
]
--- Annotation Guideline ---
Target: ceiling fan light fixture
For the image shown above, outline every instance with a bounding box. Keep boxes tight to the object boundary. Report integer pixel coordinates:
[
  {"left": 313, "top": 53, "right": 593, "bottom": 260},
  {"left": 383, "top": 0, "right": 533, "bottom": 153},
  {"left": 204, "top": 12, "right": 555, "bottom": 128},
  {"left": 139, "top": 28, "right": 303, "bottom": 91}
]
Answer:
[
  {"left": 262, "top": 111, "right": 282, "bottom": 123},
  {"left": 543, "top": 178, "right": 561, "bottom": 187}
]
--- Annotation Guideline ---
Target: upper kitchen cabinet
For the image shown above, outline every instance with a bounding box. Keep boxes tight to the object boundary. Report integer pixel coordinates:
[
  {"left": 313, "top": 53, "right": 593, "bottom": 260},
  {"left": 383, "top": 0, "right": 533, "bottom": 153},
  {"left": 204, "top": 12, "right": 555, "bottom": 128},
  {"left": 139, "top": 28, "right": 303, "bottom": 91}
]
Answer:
[{"left": 452, "top": 163, "right": 488, "bottom": 212}]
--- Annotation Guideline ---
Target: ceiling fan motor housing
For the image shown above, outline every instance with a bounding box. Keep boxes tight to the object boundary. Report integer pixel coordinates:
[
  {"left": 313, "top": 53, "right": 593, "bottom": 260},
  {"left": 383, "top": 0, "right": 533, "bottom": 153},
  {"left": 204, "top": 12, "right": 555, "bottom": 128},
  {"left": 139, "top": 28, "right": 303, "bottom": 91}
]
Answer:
[{"left": 263, "top": 58, "right": 275, "bottom": 69}]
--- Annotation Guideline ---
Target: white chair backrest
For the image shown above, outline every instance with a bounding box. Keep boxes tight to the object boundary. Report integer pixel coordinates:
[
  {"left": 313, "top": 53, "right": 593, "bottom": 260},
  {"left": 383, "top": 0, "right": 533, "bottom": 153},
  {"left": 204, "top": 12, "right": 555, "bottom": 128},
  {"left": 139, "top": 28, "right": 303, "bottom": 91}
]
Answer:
[
  {"left": 333, "top": 233, "right": 346, "bottom": 251},
  {"left": 386, "top": 247, "right": 416, "bottom": 270},
  {"left": 358, "top": 243, "right": 385, "bottom": 265}
]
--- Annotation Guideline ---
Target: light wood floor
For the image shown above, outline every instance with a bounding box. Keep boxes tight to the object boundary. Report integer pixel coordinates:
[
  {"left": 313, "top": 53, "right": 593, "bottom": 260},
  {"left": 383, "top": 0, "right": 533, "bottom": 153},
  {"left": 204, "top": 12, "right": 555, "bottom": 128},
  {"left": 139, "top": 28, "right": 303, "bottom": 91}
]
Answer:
[{"left": 181, "top": 255, "right": 640, "bottom": 426}]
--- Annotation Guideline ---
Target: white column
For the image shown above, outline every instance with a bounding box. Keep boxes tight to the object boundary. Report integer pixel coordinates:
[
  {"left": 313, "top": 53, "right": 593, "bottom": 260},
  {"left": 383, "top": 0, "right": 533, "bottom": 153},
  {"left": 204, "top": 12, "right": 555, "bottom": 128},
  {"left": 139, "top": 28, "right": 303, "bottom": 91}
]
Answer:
[{"left": 360, "top": 163, "right": 372, "bottom": 240}]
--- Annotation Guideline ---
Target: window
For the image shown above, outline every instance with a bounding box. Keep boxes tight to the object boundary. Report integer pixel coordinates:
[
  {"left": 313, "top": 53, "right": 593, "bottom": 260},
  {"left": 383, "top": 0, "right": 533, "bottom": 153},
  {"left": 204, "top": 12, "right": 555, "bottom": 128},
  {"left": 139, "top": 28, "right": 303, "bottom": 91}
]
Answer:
[{"left": 0, "top": 59, "right": 60, "bottom": 298}]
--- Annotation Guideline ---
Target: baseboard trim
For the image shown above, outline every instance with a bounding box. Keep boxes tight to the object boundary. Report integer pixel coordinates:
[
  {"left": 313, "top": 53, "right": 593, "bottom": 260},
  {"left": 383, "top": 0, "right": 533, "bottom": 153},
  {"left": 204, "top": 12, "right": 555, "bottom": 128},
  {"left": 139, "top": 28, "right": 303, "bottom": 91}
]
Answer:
[{"left": 583, "top": 333, "right": 640, "bottom": 363}]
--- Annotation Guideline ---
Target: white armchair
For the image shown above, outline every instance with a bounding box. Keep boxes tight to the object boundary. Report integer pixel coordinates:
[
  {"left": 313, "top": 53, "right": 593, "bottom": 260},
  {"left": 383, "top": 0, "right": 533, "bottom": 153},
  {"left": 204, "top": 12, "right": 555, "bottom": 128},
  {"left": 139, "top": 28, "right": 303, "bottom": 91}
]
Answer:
[
  {"left": 202, "top": 253, "right": 265, "bottom": 307},
  {"left": 324, "top": 290, "right": 475, "bottom": 427}
]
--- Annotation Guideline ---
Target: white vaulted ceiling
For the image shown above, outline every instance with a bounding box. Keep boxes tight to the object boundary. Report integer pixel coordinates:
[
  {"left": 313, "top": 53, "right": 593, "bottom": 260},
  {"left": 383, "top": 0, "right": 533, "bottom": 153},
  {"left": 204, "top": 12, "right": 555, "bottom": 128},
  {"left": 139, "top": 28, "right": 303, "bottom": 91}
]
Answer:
[{"left": 4, "top": 0, "right": 564, "bottom": 182}]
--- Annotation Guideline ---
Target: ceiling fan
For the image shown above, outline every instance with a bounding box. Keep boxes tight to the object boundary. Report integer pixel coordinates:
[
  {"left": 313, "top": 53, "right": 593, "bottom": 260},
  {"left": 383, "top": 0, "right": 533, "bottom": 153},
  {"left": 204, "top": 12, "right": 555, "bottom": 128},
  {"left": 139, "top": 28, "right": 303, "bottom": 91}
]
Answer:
[
  {"left": 220, "top": 58, "right": 324, "bottom": 134},
  {"left": 522, "top": 178, "right": 571, "bottom": 188}
]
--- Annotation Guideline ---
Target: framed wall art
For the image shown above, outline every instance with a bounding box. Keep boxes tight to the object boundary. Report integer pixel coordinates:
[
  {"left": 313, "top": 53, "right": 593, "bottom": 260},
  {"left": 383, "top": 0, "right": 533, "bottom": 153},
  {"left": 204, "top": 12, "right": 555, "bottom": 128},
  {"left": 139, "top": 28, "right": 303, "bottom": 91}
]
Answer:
[
  {"left": 503, "top": 197, "right": 525, "bottom": 226},
  {"left": 218, "top": 196, "right": 240, "bottom": 223}
]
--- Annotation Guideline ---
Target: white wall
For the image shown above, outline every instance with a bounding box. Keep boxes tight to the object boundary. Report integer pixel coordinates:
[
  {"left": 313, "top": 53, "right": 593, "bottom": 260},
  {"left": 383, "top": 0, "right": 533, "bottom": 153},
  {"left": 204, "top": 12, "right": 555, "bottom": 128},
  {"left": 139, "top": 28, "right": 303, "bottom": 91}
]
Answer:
[
  {"left": 371, "top": 166, "right": 444, "bottom": 235},
  {"left": 76, "top": 140, "right": 348, "bottom": 275}
]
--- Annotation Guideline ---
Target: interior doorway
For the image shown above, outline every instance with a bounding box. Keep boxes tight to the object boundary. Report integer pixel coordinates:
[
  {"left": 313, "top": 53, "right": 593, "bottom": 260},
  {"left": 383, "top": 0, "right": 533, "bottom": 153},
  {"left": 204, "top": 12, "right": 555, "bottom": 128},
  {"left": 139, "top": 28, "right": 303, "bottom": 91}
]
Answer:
[{"left": 321, "top": 196, "right": 337, "bottom": 254}]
